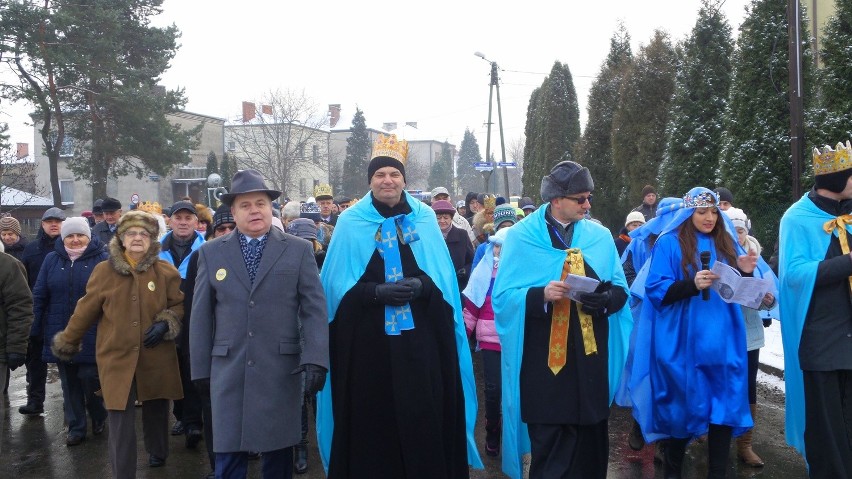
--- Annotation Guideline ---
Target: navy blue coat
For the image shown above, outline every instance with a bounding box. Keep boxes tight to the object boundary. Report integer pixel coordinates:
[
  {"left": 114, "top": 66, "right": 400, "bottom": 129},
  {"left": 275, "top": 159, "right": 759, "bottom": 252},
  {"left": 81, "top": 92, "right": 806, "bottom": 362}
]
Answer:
[
  {"left": 31, "top": 237, "right": 108, "bottom": 363},
  {"left": 21, "top": 229, "right": 61, "bottom": 290}
]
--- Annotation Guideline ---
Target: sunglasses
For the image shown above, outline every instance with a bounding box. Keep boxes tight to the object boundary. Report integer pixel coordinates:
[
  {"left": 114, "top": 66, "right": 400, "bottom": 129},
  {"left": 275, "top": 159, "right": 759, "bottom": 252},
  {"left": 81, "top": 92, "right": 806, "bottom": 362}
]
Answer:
[
  {"left": 562, "top": 194, "right": 592, "bottom": 205},
  {"left": 215, "top": 224, "right": 235, "bottom": 233}
]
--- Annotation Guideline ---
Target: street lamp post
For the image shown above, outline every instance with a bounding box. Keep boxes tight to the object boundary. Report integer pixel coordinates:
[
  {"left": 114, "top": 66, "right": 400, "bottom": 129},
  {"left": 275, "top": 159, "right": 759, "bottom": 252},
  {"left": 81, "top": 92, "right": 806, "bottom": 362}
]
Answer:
[{"left": 475, "top": 51, "right": 511, "bottom": 199}]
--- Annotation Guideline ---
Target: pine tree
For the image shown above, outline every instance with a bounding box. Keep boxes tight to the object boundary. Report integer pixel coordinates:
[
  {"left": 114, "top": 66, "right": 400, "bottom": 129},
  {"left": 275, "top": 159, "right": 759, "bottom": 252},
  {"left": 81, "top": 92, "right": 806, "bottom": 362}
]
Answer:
[
  {"left": 660, "top": 0, "right": 734, "bottom": 197},
  {"left": 611, "top": 30, "right": 677, "bottom": 206},
  {"left": 428, "top": 141, "right": 454, "bottom": 192},
  {"left": 719, "top": 0, "right": 814, "bottom": 251},
  {"left": 220, "top": 152, "right": 233, "bottom": 189},
  {"left": 457, "top": 129, "right": 484, "bottom": 195},
  {"left": 0, "top": 123, "right": 8, "bottom": 151},
  {"left": 520, "top": 61, "right": 582, "bottom": 204},
  {"left": 576, "top": 23, "right": 633, "bottom": 230},
  {"left": 343, "top": 108, "right": 371, "bottom": 197},
  {"left": 812, "top": 0, "right": 852, "bottom": 145},
  {"left": 205, "top": 151, "right": 218, "bottom": 176}
]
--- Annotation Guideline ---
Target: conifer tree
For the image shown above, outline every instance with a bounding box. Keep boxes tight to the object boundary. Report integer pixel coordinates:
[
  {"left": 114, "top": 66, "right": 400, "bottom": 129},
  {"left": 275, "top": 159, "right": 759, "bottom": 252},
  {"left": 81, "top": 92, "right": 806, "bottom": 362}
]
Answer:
[
  {"left": 576, "top": 23, "right": 633, "bottom": 229},
  {"left": 660, "top": 0, "right": 734, "bottom": 197},
  {"left": 611, "top": 30, "right": 677, "bottom": 205},
  {"left": 521, "top": 61, "right": 581, "bottom": 204},
  {"left": 343, "top": 108, "right": 371, "bottom": 197},
  {"left": 205, "top": 151, "right": 218, "bottom": 177},
  {"left": 457, "top": 129, "right": 484, "bottom": 195},
  {"left": 428, "top": 141, "right": 454, "bottom": 192},
  {"left": 220, "top": 152, "right": 233, "bottom": 189},
  {"left": 719, "top": 0, "right": 814, "bottom": 249},
  {"left": 812, "top": 0, "right": 852, "bottom": 144}
]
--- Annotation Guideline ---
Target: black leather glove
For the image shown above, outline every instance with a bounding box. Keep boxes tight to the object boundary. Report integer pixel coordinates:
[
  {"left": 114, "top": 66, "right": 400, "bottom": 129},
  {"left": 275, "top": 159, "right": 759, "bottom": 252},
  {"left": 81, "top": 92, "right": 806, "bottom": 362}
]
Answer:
[
  {"left": 398, "top": 277, "right": 424, "bottom": 300},
  {"left": 578, "top": 281, "right": 613, "bottom": 315},
  {"left": 6, "top": 352, "right": 25, "bottom": 371},
  {"left": 374, "top": 282, "right": 414, "bottom": 306},
  {"left": 143, "top": 321, "right": 170, "bottom": 348},
  {"left": 193, "top": 378, "right": 211, "bottom": 398},
  {"left": 763, "top": 317, "right": 773, "bottom": 328},
  {"left": 291, "top": 363, "right": 328, "bottom": 396}
]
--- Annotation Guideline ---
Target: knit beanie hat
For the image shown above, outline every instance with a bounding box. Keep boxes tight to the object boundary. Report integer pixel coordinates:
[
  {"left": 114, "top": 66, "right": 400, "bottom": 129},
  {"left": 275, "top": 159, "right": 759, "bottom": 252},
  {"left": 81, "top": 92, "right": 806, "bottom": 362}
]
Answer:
[
  {"left": 61, "top": 217, "right": 92, "bottom": 240},
  {"left": 300, "top": 202, "right": 321, "bottom": 222},
  {"left": 492, "top": 204, "right": 518, "bottom": 228},
  {"left": 715, "top": 187, "right": 734, "bottom": 204},
  {"left": 0, "top": 216, "right": 21, "bottom": 236},
  {"left": 212, "top": 203, "right": 235, "bottom": 230},
  {"left": 625, "top": 211, "right": 646, "bottom": 227},
  {"left": 642, "top": 185, "right": 656, "bottom": 196},
  {"left": 726, "top": 207, "right": 749, "bottom": 230},
  {"left": 367, "top": 156, "right": 406, "bottom": 184}
]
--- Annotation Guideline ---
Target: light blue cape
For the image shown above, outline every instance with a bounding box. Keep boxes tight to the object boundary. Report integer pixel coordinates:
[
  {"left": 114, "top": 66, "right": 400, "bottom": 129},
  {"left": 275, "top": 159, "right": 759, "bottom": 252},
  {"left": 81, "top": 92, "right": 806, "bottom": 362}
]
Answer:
[
  {"left": 778, "top": 193, "right": 847, "bottom": 461},
  {"left": 492, "top": 205, "right": 632, "bottom": 479},
  {"left": 316, "top": 191, "right": 483, "bottom": 471}
]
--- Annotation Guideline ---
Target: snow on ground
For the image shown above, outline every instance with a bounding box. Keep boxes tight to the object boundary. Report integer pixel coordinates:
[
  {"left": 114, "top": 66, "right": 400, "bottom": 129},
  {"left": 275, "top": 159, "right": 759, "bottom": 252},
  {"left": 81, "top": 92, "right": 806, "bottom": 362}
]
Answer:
[{"left": 761, "top": 319, "right": 785, "bottom": 373}]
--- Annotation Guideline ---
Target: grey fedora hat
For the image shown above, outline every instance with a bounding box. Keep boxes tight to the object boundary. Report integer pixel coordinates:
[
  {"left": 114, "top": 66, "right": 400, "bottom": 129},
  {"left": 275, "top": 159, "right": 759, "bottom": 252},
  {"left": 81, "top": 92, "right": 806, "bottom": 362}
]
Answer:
[{"left": 220, "top": 169, "right": 281, "bottom": 205}]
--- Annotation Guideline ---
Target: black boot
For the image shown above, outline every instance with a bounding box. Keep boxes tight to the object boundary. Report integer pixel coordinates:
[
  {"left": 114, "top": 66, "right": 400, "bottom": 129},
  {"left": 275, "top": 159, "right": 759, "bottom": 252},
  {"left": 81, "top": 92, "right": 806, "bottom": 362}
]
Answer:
[
  {"left": 294, "top": 445, "right": 308, "bottom": 474},
  {"left": 707, "top": 424, "right": 732, "bottom": 479},
  {"left": 662, "top": 438, "right": 688, "bottom": 479},
  {"left": 485, "top": 418, "right": 501, "bottom": 456},
  {"left": 628, "top": 418, "right": 645, "bottom": 451}
]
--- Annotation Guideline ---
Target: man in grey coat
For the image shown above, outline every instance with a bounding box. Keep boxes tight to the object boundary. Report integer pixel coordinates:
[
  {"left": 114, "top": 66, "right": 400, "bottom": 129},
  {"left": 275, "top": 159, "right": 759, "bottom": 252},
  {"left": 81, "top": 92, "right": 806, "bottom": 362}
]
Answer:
[{"left": 190, "top": 169, "right": 329, "bottom": 479}]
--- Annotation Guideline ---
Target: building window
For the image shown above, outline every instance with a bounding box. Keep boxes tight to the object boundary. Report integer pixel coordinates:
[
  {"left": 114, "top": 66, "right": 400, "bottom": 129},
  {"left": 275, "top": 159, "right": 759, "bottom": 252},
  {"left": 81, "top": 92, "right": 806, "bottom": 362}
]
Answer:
[
  {"left": 300, "top": 178, "right": 307, "bottom": 197},
  {"left": 49, "top": 133, "right": 75, "bottom": 157},
  {"left": 312, "top": 144, "right": 319, "bottom": 163},
  {"left": 59, "top": 179, "right": 74, "bottom": 203},
  {"left": 228, "top": 141, "right": 235, "bottom": 151},
  {"left": 299, "top": 145, "right": 305, "bottom": 159}
]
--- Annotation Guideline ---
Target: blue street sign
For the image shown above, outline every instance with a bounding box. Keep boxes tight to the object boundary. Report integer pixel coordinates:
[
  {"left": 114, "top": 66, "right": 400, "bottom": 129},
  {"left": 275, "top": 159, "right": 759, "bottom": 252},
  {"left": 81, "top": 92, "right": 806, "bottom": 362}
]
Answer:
[
  {"left": 497, "top": 162, "right": 517, "bottom": 168},
  {"left": 473, "top": 162, "right": 494, "bottom": 171}
]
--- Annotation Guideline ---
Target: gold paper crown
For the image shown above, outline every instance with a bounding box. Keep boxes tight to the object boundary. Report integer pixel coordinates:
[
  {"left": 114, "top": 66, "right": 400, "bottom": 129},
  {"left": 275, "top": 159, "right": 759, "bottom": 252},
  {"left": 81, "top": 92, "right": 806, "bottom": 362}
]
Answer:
[
  {"left": 137, "top": 201, "right": 162, "bottom": 215},
  {"left": 314, "top": 184, "right": 333, "bottom": 199},
  {"left": 483, "top": 195, "right": 496, "bottom": 210},
  {"left": 371, "top": 134, "right": 408, "bottom": 164},
  {"left": 813, "top": 141, "right": 852, "bottom": 176}
]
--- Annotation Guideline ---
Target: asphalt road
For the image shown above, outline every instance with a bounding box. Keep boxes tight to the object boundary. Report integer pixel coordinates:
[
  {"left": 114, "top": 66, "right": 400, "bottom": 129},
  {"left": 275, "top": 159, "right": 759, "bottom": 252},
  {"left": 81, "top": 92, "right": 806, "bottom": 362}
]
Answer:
[{"left": 1, "top": 359, "right": 808, "bottom": 478}]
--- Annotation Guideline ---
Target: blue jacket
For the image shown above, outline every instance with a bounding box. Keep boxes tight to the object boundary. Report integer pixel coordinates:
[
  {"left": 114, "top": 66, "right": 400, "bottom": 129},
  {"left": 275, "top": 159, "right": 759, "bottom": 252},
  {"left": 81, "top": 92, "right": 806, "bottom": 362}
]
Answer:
[
  {"left": 159, "top": 230, "right": 204, "bottom": 279},
  {"left": 31, "top": 237, "right": 108, "bottom": 363},
  {"left": 20, "top": 229, "right": 61, "bottom": 290}
]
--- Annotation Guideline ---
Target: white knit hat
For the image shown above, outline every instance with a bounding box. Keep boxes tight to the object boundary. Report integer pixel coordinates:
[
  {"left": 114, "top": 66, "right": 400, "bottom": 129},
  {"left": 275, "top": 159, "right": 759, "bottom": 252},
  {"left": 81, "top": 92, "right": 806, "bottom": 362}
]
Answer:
[
  {"left": 625, "top": 211, "right": 646, "bottom": 227},
  {"left": 726, "top": 207, "right": 749, "bottom": 230},
  {"left": 61, "top": 217, "right": 92, "bottom": 240}
]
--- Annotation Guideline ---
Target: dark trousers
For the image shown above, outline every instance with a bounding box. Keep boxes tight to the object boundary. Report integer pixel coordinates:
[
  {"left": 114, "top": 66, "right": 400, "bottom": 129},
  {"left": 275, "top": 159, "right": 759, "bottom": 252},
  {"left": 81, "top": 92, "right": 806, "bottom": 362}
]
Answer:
[
  {"left": 482, "top": 349, "right": 502, "bottom": 427},
  {"left": 24, "top": 336, "right": 47, "bottom": 406},
  {"left": 666, "top": 424, "right": 732, "bottom": 478},
  {"left": 215, "top": 447, "right": 292, "bottom": 479},
  {"left": 804, "top": 369, "right": 852, "bottom": 479},
  {"left": 747, "top": 348, "right": 759, "bottom": 405},
  {"left": 528, "top": 419, "right": 608, "bottom": 479},
  {"left": 57, "top": 362, "right": 107, "bottom": 437},
  {"left": 177, "top": 352, "right": 203, "bottom": 430},
  {"left": 108, "top": 382, "right": 169, "bottom": 479}
]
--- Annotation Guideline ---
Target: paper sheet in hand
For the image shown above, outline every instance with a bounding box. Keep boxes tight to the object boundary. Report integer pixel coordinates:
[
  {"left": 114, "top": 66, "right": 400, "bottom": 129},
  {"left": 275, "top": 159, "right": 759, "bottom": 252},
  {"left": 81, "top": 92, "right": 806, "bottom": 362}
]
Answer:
[
  {"left": 710, "top": 262, "right": 773, "bottom": 309},
  {"left": 563, "top": 274, "right": 600, "bottom": 302}
]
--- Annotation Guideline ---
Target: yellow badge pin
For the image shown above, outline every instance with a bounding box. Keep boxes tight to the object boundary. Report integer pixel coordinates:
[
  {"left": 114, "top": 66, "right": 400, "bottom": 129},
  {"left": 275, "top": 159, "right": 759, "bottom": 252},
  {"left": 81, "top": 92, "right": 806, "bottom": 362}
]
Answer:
[
  {"left": 148, "top": 281, "right": 156, "bottom": 292},
  {"left": 216, "top": 268, "right": 227, "bottom": 281}
]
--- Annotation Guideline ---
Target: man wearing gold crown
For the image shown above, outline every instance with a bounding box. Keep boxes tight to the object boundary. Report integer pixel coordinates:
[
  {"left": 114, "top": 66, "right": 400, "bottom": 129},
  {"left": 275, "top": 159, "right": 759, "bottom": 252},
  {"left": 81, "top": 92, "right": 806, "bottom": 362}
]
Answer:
[
  {"left": 314, "top": 184, "right": 337, "bottom": 226},
  {"left": 779, "top": 141, "right": 852, "bottom": 477},
  {"left": 316, "top": 134, "right": 483, "bottom": 477},
  {"left": 492, "top": 159, "right": 632, "bottom": 479}
]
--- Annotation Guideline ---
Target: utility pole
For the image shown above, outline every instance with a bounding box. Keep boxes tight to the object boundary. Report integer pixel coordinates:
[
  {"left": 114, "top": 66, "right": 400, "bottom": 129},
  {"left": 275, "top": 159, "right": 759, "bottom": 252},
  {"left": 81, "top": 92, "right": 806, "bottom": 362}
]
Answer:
[
  {"left": 475, "top": 52, "right": 511, "bottom": 198},
  {"left": 788, "top": 0, "right": 804, "bottom": 199}
]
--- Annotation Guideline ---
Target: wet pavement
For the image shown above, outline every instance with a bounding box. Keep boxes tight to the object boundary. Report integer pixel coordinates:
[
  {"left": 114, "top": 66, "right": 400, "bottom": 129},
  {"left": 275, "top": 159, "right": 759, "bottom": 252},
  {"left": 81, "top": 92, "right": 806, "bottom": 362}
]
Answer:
[{"left": 2, "top": 360, "right": 808, "bottom": 478}]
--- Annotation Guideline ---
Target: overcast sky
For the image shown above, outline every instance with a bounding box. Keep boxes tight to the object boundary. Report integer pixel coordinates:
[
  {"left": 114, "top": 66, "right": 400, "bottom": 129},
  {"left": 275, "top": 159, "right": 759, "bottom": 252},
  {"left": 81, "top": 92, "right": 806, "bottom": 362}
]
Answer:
[{"left": 2, "top": 0, "right": 753, "bottom": 159}]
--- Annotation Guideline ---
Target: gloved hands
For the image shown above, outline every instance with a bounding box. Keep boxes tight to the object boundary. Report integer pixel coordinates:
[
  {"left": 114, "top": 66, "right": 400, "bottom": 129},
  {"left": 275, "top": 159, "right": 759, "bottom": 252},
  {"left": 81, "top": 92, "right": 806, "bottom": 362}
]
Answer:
[
  {"left": 291, "top": 363, "right": 328, "bottom": 396},
  {"left": 375, "top": 282, "right": 414, "bottom": 306},
  {"left": 5, "top": 352, "right": 25, "bottom": 370},
  {"left": 143, "top": 321, "right": 170, "bottom": 348},
  {"left": 763, "top": 317, "right": 773, "bottom": 328},
  {"left": 578, "top": 281, "right": 613, "bottom": 315},
  {"left": 398, "top": 277, "right": 423, "bottom": 300},
  {"left": 192, "top": 378, "right": 211, "bottom": 398}
]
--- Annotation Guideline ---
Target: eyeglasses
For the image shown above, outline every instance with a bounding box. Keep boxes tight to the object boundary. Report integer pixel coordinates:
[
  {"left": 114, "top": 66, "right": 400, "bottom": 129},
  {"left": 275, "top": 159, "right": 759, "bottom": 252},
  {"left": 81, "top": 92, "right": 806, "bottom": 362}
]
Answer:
[
  {"left": 563, "top": 194, "right": 592, "bottom": 205},
  {"left": 123, "top": 231, "right": 151, "bottom": 239},
  {"left": 215, "top": 224, "right": 235, "bottom": 233}
]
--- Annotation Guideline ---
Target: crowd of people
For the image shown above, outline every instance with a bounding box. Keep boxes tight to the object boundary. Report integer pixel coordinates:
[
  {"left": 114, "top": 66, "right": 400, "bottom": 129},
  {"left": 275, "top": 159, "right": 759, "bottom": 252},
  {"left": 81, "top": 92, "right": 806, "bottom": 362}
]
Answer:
[{"left": 1, "top": 136, "right": 851, "bottom": 479}]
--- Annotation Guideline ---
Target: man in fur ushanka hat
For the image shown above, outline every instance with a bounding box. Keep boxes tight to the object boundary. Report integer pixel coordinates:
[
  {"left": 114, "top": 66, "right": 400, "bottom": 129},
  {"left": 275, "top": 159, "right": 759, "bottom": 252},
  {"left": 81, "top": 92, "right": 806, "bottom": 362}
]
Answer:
[{"left": 492, "top": 159, "right": 633, "bottom": 479}]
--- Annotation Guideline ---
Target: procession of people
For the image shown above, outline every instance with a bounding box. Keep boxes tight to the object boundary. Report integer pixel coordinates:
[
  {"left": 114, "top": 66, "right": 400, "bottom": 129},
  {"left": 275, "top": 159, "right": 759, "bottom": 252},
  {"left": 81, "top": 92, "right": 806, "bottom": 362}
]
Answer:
[{"left": 3, "top": 135, "right": 852, "bottom": 479}]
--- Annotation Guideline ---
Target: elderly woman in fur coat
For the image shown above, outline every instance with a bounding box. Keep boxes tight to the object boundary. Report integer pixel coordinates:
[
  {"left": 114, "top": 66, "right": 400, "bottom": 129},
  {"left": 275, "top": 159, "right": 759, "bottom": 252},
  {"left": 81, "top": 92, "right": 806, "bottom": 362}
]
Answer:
[{"left": 52, "top": 210, "right": 184, "bottom": 479}]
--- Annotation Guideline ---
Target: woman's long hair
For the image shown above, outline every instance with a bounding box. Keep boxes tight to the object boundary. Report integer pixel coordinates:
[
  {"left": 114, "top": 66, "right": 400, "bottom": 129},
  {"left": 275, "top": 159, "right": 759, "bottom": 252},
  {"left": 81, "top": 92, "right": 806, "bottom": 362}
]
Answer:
[{"left": 677, "top": 209, "right": 737, "bottom": 277}]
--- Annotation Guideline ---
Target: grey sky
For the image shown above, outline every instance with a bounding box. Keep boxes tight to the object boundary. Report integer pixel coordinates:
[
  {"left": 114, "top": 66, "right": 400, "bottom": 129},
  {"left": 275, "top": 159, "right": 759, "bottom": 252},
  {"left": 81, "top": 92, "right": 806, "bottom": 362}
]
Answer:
[{"left": 3, "top": 0, "right": 752, "bottom": 158}]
